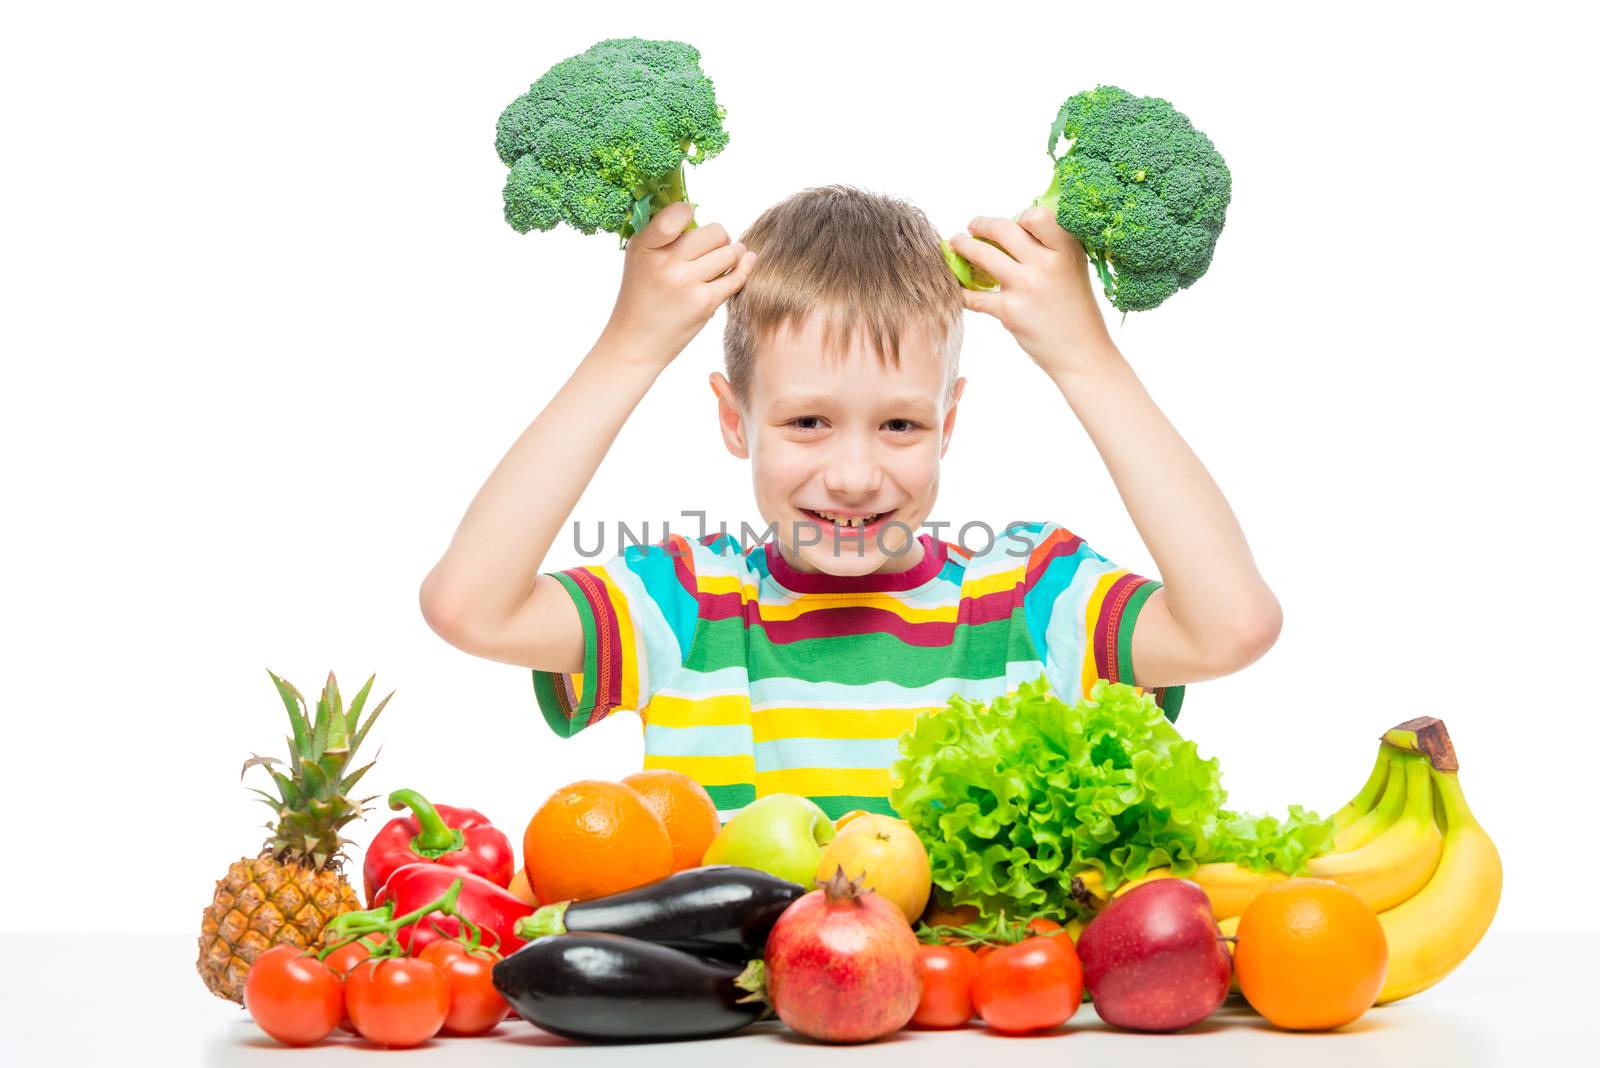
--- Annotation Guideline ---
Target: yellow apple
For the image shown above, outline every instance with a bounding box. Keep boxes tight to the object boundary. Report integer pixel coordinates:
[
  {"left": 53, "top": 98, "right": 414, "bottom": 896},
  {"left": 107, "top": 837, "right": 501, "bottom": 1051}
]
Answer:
[{"left": 814, "top": 814, "right": 931, "bottom": 923}]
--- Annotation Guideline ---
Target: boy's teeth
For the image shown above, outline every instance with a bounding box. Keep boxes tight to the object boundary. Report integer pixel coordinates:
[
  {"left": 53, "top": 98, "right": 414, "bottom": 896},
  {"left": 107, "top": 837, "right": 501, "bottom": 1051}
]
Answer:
[{"left": 814, "top": 510, "right": 883, "bottom": 527}]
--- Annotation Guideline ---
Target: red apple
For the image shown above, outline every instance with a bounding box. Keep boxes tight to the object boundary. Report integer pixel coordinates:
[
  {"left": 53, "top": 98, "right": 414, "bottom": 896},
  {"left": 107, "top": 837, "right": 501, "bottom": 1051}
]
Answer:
[{"left": 1076, "top": 878, "right": 1231, "bottom": 1032}]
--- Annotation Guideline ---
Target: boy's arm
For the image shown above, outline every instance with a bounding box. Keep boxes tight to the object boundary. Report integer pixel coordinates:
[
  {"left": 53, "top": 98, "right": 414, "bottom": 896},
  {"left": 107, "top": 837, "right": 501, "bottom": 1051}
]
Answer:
[
  {"left": 420, "top": 202, "right": 757, "bottom": 671},
  {"left": 951, "top": 209, "right": 1281, "bottom": 688}
]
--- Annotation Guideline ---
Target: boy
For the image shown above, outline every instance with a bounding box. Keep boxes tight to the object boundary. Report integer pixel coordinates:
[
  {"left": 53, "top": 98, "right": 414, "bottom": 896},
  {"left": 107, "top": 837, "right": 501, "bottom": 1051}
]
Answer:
[{"left": 421, "top": 185, "right": 1280, "bottom": 819}]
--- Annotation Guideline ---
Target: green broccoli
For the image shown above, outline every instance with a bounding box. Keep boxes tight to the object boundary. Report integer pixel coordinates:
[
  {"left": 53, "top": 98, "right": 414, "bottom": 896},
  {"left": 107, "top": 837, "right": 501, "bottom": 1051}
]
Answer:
[
  {"left": 495, "top": 38, "right": 729, "bottom": 244},
  {"left": 946, "top": 86, "right": 1232, "bottom": 312}
]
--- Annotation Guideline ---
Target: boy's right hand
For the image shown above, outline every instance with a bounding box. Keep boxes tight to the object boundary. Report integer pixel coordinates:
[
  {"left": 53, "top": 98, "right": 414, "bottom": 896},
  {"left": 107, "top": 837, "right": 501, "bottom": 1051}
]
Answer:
[{"left": 601, "top": 201, "right": 758, "bottom": 368}]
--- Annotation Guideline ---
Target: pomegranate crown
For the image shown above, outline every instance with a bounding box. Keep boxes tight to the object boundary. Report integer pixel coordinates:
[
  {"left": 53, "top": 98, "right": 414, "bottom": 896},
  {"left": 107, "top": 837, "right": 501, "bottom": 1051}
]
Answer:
[{"left": 819, "top": 865, "right": 874, "bottom": 903}]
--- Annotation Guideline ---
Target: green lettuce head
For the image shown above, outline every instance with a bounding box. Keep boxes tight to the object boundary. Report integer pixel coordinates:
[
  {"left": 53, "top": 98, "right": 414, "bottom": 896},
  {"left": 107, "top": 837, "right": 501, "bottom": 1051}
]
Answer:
[{"left": 889, "top": 677, "right": 1332, "bottom": 922}]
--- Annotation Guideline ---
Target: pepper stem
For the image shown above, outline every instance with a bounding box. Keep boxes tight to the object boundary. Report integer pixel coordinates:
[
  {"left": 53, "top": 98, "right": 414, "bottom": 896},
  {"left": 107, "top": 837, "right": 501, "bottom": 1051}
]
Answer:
[{"left": 389, "top": 788, "right": 465, "bottom": 857}]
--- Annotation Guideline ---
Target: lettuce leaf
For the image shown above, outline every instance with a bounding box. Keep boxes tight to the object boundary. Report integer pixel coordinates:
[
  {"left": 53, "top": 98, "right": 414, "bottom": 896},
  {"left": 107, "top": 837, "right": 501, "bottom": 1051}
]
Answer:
[{"left": 889, "top": 676, "right": 1334, "bottom": 922}]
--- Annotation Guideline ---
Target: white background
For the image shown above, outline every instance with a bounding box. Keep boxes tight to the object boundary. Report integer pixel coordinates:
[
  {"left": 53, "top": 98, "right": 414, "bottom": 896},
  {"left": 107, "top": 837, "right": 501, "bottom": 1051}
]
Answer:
[{"left": 3, "top": 1, "right": 1594, "bottom": 937}]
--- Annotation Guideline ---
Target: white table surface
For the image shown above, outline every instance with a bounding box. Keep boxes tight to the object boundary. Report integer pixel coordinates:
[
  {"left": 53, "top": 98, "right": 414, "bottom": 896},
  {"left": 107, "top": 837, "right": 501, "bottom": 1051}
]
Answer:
[{"left": 0, "top": 931, "right": 1584, "bottom": 1066}]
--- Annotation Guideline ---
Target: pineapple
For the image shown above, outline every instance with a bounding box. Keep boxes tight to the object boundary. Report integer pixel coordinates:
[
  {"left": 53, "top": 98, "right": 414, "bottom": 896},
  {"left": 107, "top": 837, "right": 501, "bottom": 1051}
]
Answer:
[{"left": 197, "top": 670, "right": 390, "bottom": 1003}]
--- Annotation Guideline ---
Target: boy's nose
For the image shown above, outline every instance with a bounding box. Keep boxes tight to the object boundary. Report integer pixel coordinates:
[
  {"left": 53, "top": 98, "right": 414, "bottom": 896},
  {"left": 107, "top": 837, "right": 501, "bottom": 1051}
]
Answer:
[{"left": 822, "top": 458, "right": 883, "bottom": 500}]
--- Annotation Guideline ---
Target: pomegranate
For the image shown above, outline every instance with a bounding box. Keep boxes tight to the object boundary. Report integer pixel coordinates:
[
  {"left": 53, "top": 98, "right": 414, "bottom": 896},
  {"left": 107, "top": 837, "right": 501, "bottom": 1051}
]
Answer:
[{"left": 763, "top": 867, "right": 922, "bottom": 1042}]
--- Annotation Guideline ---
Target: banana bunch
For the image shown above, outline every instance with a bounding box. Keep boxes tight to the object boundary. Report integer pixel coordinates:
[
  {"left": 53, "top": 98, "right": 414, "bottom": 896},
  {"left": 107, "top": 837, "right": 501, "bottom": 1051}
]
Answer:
[
  {"left": 1363, "top": 719, "right": 1501, "bottom": 1003},
  {"left": 1074, "top": 716, "right": 1501, "bottom": 1004}
]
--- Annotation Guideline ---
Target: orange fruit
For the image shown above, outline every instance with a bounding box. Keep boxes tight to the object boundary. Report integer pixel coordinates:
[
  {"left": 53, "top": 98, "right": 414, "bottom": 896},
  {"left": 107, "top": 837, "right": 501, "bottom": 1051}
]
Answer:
[
  {"left": 621, "top": 770, "right": 722, "bottom": 873},
  {"left": 522, "top": 780, "right": 673, "bottom": 903},
  {"left": 505, "top": 867, "right": 538, "bottom": 906},
  {"left": 1234, "top": 878, "right": 1388, "bottom": 1031}
]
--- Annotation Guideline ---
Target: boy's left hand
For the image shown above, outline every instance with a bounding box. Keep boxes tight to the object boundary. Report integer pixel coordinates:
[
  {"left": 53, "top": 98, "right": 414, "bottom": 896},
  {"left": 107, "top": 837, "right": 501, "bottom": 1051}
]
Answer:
[{"left": 950, "top": 208, "right": 1115, "bottom": 378}]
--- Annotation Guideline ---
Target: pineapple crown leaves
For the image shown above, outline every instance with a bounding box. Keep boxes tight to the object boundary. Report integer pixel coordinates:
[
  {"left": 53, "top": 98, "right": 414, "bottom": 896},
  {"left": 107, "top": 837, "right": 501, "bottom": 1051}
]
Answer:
[{"left": 242, "top": 670, "right": 392, "bottom": 871}]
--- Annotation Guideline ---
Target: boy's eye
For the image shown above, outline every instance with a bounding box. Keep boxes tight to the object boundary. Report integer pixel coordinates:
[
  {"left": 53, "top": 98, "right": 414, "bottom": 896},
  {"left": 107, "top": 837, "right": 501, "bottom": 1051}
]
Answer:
[
  {"left": 883, "top": 418, "right": 920, "bottom": 433},
  {"left": 788, "top": 416, "right": 825, "bottom": 431}
]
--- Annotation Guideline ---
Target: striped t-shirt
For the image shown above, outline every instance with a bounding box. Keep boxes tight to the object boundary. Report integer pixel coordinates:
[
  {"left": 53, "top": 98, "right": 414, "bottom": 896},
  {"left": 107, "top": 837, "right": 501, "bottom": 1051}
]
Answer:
[{"left": 532, "top": 521, "right": 1182, "bottom": 820}]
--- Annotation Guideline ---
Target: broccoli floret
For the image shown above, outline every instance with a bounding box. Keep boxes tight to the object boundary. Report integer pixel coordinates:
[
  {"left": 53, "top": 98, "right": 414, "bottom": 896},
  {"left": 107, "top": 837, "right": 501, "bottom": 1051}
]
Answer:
[
  {"left": 495, "top": 38, "right": 729, "bottom": 244},
  {"left": 949, "top": 86, "right": 1231, "bottom": 313},
  {"left": 1042, "top": 87, "right": 1231, "bottom": 311}
]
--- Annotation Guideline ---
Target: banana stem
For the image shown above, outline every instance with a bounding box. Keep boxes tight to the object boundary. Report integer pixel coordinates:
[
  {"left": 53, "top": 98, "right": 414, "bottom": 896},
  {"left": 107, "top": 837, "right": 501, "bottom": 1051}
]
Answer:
[
  {"left": 1365, "top": 753, "right": 1411, "bottom": 824},
  {"left": 1381, "top": 717, "right": 1459, "bottom": 771},
  {"left": 1334, "top": 751, "right": 1414, "bottom": 851},
  {"left": 1430, "top": 767, "right": 1476, "bottom": 833},
  {"left": 1399, "top": 753, "right": 1434, "bottom": 822},
  {"left": 1334, "top": 746, "right": 1393, "bottom": 831}
]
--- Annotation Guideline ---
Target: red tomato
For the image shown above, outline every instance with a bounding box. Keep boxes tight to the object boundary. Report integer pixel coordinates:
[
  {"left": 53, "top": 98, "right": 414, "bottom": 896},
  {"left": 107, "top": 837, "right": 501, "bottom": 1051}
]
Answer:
[
  {"left": 419, "top": 940, "right": 510, "bottom": 1036},
  {"left": 322, "top": 934, "right": 386, "bottom": 1034},
  {"left": 344, "top": 957, "right": 450, "bottom": 1049},
  {"left": 243, "top": 945, "right": 342, "bottom": 1047},
  {"left": 972, "top": 935, "right": 1084, "bottom": 1034},
  {"left": 324, "top": 933, "right": 387, "bottom": 978},
  {"left": 911, "top": 943, "right": 979, "bottom": 1028},
  {"left": 968, "top": 920, "right": 1061, "bottom": 961}
]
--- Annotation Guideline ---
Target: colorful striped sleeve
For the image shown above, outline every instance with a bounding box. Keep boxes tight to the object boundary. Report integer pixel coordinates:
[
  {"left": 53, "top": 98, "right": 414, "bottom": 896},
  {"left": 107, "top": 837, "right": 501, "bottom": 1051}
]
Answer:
[
  {"left": 531, "top": 532, "right": 706, "bottom": 738},
  {"left": 1017, "top": 521, "right": 1184, "bottom": 721}
]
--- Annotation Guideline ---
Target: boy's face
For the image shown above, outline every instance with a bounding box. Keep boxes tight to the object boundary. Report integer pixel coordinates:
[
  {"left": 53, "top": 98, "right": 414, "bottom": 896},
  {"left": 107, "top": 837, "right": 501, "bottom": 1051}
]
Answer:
[{"left": 711, "top": 311, "right": 965, "bottom": 577}]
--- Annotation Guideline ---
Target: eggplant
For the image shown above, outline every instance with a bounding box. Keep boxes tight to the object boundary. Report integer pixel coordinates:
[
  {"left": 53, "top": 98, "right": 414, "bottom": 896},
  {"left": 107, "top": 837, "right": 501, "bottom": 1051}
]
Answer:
[
  {"left": 492, "top": 933, "right": 766, "bottom": 1042},
  {"left": 516, "top": 864, "right": 804, "bottom": 961}
]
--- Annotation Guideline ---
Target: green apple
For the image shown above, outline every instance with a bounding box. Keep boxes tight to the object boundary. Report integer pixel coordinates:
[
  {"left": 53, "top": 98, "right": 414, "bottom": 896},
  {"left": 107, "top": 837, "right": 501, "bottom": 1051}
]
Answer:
[{"left": 702, "top": 794, "right": 836, "bottom": 887}]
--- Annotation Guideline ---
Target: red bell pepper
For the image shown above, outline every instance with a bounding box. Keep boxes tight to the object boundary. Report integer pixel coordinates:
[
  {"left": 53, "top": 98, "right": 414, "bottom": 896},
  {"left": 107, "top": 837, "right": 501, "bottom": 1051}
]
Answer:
[
  {"left": 369, "top": 863, "right": 534, "bottom": 956},
  {"left": 362, "top": 788, "right": 515, "bottom": 903}
]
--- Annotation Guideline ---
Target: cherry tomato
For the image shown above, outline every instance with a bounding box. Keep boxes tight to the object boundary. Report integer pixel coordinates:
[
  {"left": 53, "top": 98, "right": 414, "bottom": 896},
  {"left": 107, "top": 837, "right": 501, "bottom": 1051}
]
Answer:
[
  {"left": 419, "top": 940, "right": 510, "bottom": 1036},
  {"left": 972, "top": 935, "right": 1084, "bottom": 1034},
  {"left": 911, "top": 943, "right": 979, "bottom": 1028},
  {"left": 969, "top": 918, "right": 1064, "bottom": 961},
  {"left": 344, "top": 957, "right": 450, "bottom": 1049},
  {"left": 322, "top": 934, "right": 386, "bottom": 1033},
  {"left": 324, "top": 933, "right": 387, "bottom": 978},
  {"left": 243, "top": 945, "right": 342, "bottom": 1047},
  {"left": 396, "top": 915, "right": 465, "bottom": 956}
]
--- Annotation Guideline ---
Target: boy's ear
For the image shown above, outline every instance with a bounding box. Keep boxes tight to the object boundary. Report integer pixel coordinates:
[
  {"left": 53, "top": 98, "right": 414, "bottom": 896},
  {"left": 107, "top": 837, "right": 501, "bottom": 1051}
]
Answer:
[
  {"left": 709, "top": 372, "right": 749, "bottom": 459},
  {"left": 939, "top": 376, "right": 967, "bottom": 459}
]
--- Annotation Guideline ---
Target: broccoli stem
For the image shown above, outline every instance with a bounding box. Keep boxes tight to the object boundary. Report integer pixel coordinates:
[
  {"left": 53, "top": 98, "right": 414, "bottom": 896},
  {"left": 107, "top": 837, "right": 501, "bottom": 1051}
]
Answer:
[
  {"left": 647, "top": 161, "right": 691, "bottom": 215},
  {"left": 944, "top": 166, "right": 1116, "bottom": 302},
  {"left": 1089, "top": 251, "right": 1116, "bottom": 297},
  {"left": 620, "top": 150, "right": 699, "bottom": 245},
  {"left": 1033, "top": 170, "right": 1117, "bottom": 302},
  {"left": 943, "top": 171, "right": 1065, "bottom": 293},
  {"left": 1030, "top": 169, "right": 1064, "bottom": 215}
]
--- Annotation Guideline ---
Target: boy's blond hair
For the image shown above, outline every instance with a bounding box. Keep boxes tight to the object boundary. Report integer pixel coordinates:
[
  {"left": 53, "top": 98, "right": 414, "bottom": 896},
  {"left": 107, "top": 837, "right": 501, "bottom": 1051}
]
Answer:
[{"left": 723, "top": 185, "right": 964, "bottom": 407}]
